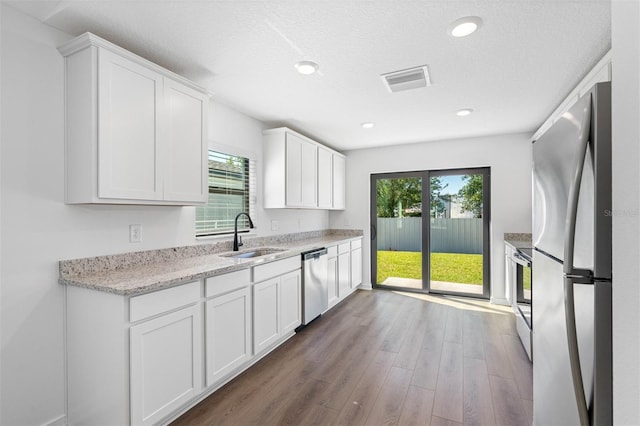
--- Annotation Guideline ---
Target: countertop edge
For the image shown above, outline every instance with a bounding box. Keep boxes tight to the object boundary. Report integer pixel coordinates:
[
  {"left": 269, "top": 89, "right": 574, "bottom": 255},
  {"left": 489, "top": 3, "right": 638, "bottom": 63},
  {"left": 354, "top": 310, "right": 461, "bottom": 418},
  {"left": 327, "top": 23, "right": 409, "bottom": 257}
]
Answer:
[
  {"left": 60, "top": 233, "right": 363, "bottom": 296},
  {"left": 504, "top": 232, "right": 533, "bottom": 250}
]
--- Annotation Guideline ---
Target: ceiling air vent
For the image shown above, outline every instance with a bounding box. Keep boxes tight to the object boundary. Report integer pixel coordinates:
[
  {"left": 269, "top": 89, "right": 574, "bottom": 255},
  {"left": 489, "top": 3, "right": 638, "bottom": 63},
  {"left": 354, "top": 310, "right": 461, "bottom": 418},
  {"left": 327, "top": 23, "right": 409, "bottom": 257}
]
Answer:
[{"left": 381, "top": 65, "right": 431, "bottom": 93}]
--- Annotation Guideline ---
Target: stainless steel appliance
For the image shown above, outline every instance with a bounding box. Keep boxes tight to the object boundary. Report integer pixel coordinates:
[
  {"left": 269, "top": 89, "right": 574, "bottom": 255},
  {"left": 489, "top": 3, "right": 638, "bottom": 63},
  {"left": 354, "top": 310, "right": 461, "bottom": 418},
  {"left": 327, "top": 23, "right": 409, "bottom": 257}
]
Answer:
[
  {"left": 532, "top": 82, "right": 611, "bottom": 426},
  {"left": 300, "top": 248, "right": 328, "bottom": 325},
  {"left": 510, "top": 247, "right": 532, "bottom": 360}
]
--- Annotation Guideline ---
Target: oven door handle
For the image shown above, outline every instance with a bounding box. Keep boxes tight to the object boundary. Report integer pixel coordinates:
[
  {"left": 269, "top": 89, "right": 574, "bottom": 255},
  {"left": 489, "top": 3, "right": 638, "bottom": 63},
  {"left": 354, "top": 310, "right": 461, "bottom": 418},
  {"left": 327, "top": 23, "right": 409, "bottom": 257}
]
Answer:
[{"left": 512, "top": 253, "right": 531, "bottom": 267}]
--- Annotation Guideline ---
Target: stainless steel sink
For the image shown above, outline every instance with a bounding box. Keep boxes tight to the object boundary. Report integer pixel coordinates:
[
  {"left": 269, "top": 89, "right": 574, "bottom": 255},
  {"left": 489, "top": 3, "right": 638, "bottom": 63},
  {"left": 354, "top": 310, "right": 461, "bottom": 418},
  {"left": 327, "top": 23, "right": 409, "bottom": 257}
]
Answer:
[{"left": 220, "top": 247, "right": 286, "bottom": 259}]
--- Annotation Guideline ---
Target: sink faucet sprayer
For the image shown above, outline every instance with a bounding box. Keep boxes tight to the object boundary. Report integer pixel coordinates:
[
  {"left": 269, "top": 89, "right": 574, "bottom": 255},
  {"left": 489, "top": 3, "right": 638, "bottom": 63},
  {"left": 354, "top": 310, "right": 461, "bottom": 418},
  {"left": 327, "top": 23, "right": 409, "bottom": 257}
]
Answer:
[{"left": 233, "top": 212, "right": 254, "bottom": 251}]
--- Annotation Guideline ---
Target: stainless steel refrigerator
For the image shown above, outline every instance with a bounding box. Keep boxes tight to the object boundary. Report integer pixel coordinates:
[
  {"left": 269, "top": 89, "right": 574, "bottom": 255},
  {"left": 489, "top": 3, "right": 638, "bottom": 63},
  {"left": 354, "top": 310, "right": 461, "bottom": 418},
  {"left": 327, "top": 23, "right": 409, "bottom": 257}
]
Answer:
[{"left": 532, "top": 82, "right": 612, "bottom": 426}]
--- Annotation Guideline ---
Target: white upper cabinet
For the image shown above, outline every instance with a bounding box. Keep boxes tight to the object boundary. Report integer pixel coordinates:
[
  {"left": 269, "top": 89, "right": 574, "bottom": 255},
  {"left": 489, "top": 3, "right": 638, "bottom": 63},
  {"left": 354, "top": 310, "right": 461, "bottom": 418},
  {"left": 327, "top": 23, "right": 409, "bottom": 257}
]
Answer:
[
  {"left": 263, "top": 127, "right": 346, "bottom": 210},
  {"left": 332, "top": 154, "right": 346, "bottom": 210},
  {"left": 284, "top": 132, "right": 317, "bottom": 207},
  {"left": 163, "top": 79, "right": 208, "bottom": 203},
  {"left": 317, "top": 146, "right": 333, "bottom": 209},
  {"left": 58, "top": 33, "right": 208, "bottom": 205},
  {"left": 97, "top": 49, "right": 163, "bottom": 201}
]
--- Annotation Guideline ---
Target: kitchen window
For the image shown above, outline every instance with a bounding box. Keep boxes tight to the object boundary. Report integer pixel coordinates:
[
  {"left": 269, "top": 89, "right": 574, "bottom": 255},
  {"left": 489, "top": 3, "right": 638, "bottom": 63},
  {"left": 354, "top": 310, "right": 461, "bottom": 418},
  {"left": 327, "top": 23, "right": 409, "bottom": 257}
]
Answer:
[{"left": 195, "top": 150, "right": 256, "bottom": 237}]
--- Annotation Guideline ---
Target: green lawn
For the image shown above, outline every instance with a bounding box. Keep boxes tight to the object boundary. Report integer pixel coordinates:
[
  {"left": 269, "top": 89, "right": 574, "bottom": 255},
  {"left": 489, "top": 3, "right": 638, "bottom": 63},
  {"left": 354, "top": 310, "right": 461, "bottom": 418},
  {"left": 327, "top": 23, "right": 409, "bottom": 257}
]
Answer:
[
  {"left": 377, "top": 251, "right": 483, "bottom": 285},
  {"left": 524, "top": 266, "right": 531, "bottom": 290}
]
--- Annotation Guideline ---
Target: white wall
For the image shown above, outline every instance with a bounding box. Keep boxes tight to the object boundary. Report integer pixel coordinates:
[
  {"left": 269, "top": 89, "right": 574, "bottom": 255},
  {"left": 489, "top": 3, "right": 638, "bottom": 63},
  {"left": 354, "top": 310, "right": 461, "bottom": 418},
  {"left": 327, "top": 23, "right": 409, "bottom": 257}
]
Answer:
[
  {"left": 330, "top": 133, "right": 532, "bottom": 303},
  {"left": 0, "top": 5, "right": 327, "bottom": 424},
  {"left": 612, "top": 1, "right": 640, "bottom": 424}
]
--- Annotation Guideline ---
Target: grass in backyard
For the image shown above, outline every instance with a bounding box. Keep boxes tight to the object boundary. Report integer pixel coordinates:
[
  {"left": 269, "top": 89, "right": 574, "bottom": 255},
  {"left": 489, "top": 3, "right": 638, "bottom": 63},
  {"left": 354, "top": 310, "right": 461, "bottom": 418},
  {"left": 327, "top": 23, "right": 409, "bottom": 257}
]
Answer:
[{"left": 377, "top": 251, "right": 483, "bottom": 285}]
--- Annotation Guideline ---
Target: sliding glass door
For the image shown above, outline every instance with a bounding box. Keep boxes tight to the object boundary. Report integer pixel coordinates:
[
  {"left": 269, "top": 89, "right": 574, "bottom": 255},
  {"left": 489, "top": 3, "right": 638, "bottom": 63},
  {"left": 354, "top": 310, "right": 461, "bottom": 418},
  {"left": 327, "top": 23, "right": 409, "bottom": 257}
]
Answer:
[
  {"left": 371, "top": 168, "right": 490, "bottom": 298},
  {"left": 371, "top": 172, "right": 427, "bottom": 291}
]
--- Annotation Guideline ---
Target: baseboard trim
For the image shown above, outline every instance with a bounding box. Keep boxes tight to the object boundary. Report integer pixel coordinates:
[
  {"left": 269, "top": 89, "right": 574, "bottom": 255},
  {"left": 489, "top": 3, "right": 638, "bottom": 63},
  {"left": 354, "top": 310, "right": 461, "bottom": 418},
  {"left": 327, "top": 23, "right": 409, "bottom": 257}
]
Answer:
[{"left": 357, "top": 283, "right": 373, "bottom": 291}]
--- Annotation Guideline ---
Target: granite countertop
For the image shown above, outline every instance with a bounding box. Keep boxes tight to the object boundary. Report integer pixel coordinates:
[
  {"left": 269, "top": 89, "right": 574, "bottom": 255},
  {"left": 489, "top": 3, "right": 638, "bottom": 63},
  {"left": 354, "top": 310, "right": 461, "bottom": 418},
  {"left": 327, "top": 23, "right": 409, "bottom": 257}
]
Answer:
[
  {"left": 504, "top": 232, "right": 533, "bottom": 250},
  {"left": 59, "top": 230, "right": 363, "bottom": 296}
]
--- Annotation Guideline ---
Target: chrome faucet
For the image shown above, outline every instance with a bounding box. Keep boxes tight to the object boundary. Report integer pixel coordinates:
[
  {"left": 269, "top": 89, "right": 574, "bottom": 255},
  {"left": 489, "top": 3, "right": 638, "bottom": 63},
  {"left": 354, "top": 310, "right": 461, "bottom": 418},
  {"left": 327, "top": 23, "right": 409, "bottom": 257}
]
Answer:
[{"left": 233, "top": 212, "right": 254, "bottom": 251}]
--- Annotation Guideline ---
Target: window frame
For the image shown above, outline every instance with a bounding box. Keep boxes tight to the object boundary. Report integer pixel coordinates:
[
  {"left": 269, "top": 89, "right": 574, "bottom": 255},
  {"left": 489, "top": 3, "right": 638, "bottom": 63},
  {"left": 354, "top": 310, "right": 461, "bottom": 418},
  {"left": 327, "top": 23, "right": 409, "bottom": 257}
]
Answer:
[{"left": 195, "top": 149, "right": 256, "bottom": 237}]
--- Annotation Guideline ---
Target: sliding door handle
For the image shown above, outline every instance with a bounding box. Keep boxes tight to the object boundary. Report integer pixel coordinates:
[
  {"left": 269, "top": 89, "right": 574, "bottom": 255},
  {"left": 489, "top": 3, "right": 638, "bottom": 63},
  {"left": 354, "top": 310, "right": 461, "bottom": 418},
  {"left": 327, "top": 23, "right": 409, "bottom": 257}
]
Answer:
[{"left": 370, "top": 224, "right": 377, "bottom": 241}]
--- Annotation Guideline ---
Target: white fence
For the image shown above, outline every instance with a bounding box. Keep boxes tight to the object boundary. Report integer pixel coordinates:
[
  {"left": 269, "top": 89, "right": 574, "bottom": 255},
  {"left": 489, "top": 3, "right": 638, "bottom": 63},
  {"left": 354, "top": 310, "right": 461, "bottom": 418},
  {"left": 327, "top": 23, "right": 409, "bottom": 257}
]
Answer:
[{"left": 376, "top": 217, "right": 483, "bottom": 254}]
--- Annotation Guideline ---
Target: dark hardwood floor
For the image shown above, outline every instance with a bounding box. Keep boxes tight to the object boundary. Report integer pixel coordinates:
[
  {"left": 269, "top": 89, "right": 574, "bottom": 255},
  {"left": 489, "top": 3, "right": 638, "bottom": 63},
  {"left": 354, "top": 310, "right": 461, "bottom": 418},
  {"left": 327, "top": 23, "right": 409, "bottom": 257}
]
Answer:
[{"left": 172, "top": 289, "right": 533, "bottom": 426}]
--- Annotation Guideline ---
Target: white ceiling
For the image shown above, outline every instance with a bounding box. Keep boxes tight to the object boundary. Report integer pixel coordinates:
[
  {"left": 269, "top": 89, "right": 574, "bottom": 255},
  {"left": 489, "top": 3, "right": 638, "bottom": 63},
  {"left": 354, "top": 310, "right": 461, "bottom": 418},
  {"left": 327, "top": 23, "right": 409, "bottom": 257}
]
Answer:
[{"left": 7, "top": 0, "right": 611, "bottom": 151}]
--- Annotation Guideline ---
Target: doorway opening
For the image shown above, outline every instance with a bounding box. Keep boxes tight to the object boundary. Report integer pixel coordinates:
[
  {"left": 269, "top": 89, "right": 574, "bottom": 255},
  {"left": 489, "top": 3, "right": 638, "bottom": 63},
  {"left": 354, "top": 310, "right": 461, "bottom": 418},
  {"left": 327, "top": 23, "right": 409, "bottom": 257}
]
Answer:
[{"left": 370, "top": 167, "right": 490, "bottom": 298}]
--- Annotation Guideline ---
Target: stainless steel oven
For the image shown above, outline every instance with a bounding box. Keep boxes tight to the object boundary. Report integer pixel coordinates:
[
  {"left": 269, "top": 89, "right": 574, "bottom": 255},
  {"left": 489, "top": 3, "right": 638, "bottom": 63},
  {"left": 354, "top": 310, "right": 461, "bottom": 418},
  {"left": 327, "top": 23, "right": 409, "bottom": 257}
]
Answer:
[
  {"left": 510, "top": 247, "right": 533, "bottom": 360},
  {"left": 513, "top": 248, "right": 532, "bottom": 324}
]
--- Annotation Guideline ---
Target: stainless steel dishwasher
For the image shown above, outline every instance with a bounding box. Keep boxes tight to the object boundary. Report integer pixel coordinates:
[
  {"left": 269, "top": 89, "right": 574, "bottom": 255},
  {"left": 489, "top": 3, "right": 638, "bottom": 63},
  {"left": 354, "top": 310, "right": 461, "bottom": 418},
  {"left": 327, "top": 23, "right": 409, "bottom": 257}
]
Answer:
[{"left": 300, "top": 247, "right": 328, "bottom": 325}]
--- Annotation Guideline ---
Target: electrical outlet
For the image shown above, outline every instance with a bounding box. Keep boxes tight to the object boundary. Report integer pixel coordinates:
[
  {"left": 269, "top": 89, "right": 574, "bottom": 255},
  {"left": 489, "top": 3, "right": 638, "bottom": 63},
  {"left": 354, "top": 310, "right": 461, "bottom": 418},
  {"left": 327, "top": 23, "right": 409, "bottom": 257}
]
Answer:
[
  {"left": 271, "top": 220, "right": 279, "bottom": 231},
  {"left": 129, "top": 224, "right": 142, "bottom": 243}
]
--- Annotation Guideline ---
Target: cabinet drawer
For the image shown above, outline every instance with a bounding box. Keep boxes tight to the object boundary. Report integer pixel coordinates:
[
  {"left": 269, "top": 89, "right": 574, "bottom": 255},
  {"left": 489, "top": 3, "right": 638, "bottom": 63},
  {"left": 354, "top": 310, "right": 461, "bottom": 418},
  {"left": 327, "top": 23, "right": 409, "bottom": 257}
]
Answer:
[
  {"left": 130, "top": 280, "right": 200, "bottom": 323},
  {"left": 253, "top": 256, "right": 300, "bottom": 283},
  {"left": 351, "top": 239, "right": 362, "bottom": 250},
  {"left": 327, "top": 245, "right": 338, "bottom": 258},
  {"left": 338, "top": 242, "right": 350, "bottom": 254},
  {"left": 206, "top": 269, "right": 251, "bottom": 298}
]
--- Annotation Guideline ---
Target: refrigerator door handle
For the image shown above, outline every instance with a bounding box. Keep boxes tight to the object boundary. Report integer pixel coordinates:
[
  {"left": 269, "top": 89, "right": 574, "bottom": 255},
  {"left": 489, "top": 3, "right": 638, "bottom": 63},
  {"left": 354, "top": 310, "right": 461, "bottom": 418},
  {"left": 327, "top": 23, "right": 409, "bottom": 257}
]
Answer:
[
  {"left": 564, "top": 275, "right": 593, "bottom": 426},
  {"left": 563, "top": 106, "right": 591, "bottom": 277}
]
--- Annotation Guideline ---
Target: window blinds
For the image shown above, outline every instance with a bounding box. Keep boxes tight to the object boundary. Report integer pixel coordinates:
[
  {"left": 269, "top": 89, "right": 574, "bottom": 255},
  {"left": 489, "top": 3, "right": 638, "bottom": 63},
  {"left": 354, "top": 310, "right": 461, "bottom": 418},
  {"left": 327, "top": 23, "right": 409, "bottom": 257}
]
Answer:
[{"left": 195, "top": 151, "right": 256, "bottom": 236}]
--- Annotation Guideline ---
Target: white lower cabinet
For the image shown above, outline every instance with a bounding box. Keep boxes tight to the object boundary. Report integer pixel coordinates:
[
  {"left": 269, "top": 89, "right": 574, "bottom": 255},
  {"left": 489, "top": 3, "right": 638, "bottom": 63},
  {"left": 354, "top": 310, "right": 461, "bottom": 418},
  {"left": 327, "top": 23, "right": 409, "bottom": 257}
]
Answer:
[
  {"left": 327, "top": 253, "right": 339, "bottom": 308},
  {"left": 253, "top": 277, "right": 281, "bottom": 354},
  {"left": 280, "top": 270, "right": 302, "bottom": 334},
  {"left": 331, "top": 237, "right": 364, "bottom": 303},
  {"left": 66, "top": 281, "right": 202, "bottom": 426},
  {"left": 253, "top": 270, "right": 302, "bottom": 355},
  {"left": 130, "top": 304, "right": 202, "bottom": 426},
  {"left": 253, "top": 258, "right": 301, "bottom": 356},
  {"left": 338, "top": 243, "right": 351, "bottom": 298},
  {"left": 350, "top": 240, "right": 362, "bottom": 289},
  {"left": 65, "top": 241, "right": 364, "bottom": 424},
  {"left": 505, "top": 243, "right": 516, "bottom": 306},
  {"left": 205, "top": 287, "right": 252, "bottom": 387}
]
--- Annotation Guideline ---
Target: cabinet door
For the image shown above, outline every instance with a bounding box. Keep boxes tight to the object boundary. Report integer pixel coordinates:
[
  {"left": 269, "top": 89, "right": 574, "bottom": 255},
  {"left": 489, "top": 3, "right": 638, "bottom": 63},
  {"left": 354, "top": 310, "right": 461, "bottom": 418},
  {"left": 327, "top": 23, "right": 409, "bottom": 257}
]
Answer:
[
  {"left": 505, "top": 245, "right": 516, "bottom": 308},
  {"left": 317, "top": 146, "right": 333, "bottom": 209},
  {"left": 253, "top": 278, "right": 280, "bottom": 354},
  {"left": 130, "top": 304, "right": 202, "bottom": 426},
  {"left": 285, "top": 132, "right": 317, "bottom": 207},
  {"left": 280, "top": 270, "right": 301, "bottom": 334},
  {"left": 327, "top": 256, "right": 339, "bottom": 308},
  {"left": 301, "top": 140, "right": 318, "bottom": 207},
  {"left": 98, "top": 48, "right": 163, "bottom": 200},
  {"left": 350, "top": 247, "right": 362, "bottom": 289},
  {"left": 338, "top": 252, "right": 351, "bottom": 298},
  {"left": 205, "top": 287, "right": 252, "bottom": 387},
  {"left": 285, "top": 133, "right": 303, "bottom": 206},
  {"left": 332, "top": 154, "right": 346, "bottom": 210},
  {"left": 163, "top": 78, "right": 208, "bottom": 203}
]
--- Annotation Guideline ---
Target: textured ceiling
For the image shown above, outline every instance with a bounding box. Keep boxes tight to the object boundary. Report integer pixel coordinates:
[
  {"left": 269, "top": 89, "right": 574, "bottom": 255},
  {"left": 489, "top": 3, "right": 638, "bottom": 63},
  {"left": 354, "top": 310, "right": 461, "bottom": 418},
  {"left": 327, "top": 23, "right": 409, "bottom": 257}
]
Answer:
[{"left": 6, "top": 0, "right": 611, "bottom": 151}]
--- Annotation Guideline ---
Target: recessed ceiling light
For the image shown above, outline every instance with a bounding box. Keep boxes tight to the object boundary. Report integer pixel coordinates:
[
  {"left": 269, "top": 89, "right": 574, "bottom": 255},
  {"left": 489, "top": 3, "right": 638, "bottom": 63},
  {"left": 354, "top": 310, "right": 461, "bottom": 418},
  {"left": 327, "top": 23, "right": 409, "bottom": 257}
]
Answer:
[
  {"left": 448, "top": 16, "right": 483, "bottom": 37},
  {"left": 294, "top": 60, "right": 319, "bottom": 75},
  {"left": 456, "top": 108, "right": 474, "bottom": 117},
  {"left": 361, "top": 122, "right": 375, "bottom": 129}
]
